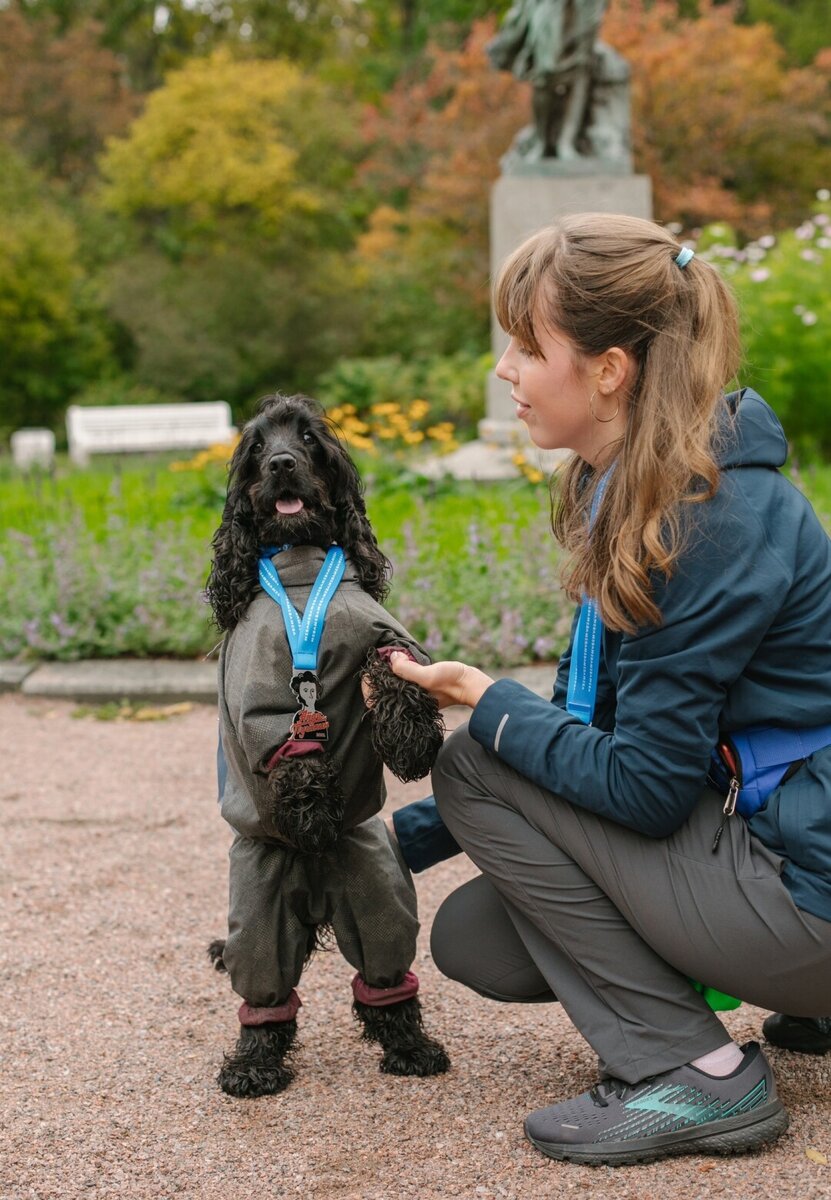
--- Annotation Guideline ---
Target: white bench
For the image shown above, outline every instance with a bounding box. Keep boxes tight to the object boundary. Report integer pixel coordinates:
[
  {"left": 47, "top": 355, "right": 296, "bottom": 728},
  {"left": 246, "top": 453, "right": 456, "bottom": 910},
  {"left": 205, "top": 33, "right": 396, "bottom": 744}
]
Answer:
[{"left": 66, "top": 402, "right": 236, "bottom": 466}]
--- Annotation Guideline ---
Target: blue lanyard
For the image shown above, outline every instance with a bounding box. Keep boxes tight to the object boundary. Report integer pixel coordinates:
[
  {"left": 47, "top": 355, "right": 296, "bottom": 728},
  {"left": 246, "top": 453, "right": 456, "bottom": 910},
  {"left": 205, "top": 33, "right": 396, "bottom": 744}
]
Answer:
[
  {"left": 566, "top": 468, "right": 614, "bottom": 725},
  {"left": 258, "top": 546, "right": 346, "bottom": 671}
]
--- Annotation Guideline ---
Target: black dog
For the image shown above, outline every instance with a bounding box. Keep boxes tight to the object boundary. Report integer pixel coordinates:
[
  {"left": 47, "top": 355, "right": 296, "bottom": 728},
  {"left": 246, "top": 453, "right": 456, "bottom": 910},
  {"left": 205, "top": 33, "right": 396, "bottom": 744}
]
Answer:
[{"left": 207, "top": 392, "right": 449, "bottom": 1098}]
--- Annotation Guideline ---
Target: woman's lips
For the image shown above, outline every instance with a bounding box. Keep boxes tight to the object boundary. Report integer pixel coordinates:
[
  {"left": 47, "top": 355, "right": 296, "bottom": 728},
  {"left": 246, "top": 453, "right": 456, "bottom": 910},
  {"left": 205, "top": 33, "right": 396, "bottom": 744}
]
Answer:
[{"left": 512, "top": 394, "right": 531, "bottom": 418}]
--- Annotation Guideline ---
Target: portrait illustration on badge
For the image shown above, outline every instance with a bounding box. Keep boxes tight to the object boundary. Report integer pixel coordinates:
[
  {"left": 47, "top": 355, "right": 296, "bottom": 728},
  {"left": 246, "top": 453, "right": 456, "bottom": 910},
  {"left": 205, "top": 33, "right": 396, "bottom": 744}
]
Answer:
[{"left": 289, "top": 669, "right": 329, "bottom": 741}]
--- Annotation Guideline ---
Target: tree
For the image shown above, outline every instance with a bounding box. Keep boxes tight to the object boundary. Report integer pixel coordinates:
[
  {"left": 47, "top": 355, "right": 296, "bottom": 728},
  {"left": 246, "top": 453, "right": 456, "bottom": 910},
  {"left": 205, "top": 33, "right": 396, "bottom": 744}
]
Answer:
[
  {"left": 603, "top": 0, "right": 831, "bottom": 231},
  {"left": 0, "top": 146, "right": 111, "bottom": 435},
  {"left": 0, "top": 7, "right": 138, "bottom": 188},
  {"left": 97, "top": 50, "right": 367, "bottom": 404},
  {"left": 355, "top": 18, "right": 529, "bottom": 356}
]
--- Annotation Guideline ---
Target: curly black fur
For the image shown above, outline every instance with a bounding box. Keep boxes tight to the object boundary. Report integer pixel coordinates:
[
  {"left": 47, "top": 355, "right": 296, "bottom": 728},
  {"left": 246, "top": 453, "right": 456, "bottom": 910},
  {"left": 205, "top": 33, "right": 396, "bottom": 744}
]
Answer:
[
  {"left": 218, "top": 1019, "right": 299, "bottom": 1098},
  {"left": 363, "top": 651, "right": 445, "bottom": 782},
  {"left": 263, "top": 753, "right": 345, "bottom": 853},
  {"left": 208, "top": 939, "right": 228, "bottom": 972},
  {"left": 353, "top": 996, "right": 450, "bottom": 1077},
  {"left": 206, "top": 393, "right": 391, "bottom": 631}
]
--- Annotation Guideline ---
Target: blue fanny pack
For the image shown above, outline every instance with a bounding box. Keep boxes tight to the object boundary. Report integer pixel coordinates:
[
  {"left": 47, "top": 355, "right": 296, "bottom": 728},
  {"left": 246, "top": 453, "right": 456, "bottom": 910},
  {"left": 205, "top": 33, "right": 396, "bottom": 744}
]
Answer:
[{"left": 709, "top": 723, "right": 831, "bottom": 818}]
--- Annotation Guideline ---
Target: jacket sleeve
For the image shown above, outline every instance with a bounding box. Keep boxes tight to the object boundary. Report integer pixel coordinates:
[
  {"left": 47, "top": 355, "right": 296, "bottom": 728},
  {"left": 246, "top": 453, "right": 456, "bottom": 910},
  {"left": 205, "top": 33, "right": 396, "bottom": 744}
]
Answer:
[
  {"left": 469, "top": 482, "right": 791, "bottom": 837},
  {"left": 391, "top": 796, "right": 462, "bottom": 873},
  {"left": 349, "top": 594, "right": 432, "bottom": 666}
]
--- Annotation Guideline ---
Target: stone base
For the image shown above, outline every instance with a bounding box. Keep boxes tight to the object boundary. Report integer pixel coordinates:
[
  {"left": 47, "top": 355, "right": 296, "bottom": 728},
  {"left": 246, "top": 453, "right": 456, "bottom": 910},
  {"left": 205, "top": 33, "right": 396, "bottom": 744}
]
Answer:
[{"left": 488, "top": 172, "right": 652, "bottom": 424}]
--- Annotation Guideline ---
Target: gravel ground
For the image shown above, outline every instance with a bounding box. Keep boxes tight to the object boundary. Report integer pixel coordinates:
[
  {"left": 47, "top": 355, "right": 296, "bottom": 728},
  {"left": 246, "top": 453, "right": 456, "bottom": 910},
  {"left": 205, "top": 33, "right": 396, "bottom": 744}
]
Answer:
[{"left": 1, "top": 692, "right": 830, "bottom": 1200}]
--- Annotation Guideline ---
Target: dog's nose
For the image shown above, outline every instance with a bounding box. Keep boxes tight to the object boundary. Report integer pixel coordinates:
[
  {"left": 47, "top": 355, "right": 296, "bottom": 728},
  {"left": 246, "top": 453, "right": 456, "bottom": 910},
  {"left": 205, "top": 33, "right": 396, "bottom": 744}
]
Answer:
[{"left": 269, "top": 452, "right": 296, "bottom": 474}]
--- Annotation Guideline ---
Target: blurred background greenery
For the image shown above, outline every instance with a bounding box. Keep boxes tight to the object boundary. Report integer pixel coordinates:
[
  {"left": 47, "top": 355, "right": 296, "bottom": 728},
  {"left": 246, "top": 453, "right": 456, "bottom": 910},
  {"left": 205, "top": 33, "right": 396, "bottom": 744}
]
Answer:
[
  {"left": 1, "top": 0, "right": 829, "bottom": 664},
  {"left": 0, "top": 0, "right": 829, "bottom": 445}
]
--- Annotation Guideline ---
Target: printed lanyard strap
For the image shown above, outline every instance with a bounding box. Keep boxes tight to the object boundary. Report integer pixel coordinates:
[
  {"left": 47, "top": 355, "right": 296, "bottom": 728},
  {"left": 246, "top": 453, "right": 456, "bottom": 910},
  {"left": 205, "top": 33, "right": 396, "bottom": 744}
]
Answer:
[
  {"left": 258, "top": 546, "right": 346, "bottom": 672},
  {"left": 566, "top": 468, "right": 614, "bottom": 725}
]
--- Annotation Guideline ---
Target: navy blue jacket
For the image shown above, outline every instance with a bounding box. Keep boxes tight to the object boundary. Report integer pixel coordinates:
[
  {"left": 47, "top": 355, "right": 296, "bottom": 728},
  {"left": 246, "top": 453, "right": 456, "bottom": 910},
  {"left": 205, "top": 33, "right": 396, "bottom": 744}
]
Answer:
[{"left": 394, "top": 390, "right": 831, "bottom": 922}]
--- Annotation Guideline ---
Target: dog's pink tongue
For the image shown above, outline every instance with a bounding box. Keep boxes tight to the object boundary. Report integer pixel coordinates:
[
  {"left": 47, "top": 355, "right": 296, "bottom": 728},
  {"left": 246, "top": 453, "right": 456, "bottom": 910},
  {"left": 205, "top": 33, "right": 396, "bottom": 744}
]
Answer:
[{"left": 275, "top": 498, "right": 304, "bottom": 515}]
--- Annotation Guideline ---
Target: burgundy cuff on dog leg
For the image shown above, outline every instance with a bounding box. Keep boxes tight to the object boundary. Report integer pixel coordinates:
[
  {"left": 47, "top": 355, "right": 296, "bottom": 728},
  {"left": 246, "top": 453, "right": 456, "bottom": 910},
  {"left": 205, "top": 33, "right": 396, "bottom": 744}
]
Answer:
[
  {"left": 376, "top": 646, "right": 417, "bottom": 665},
  {"left": 352, "top": 971, "right": 419, "bottom": 1006},
  {"left": 265, "top": 741, "right": 324, "bottom": 771},
  {"left": 238, "top": 990, "right": 302, "bottom": 1025}
]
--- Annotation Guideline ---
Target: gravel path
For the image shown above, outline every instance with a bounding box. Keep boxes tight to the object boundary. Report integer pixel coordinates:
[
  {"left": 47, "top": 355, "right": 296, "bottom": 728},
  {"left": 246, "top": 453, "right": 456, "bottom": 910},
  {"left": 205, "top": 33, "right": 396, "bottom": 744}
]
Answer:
[{"left": 1, "top": 693, "right": 829, "bottom": 1200}]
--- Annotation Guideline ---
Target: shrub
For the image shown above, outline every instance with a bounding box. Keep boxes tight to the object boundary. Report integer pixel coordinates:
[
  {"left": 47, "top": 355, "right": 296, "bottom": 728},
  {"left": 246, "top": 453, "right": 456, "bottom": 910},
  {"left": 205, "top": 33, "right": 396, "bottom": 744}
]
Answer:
[
  {"left": 700, "top": 197, "right": 831, "bottom": 452},
  {"left": 314, "top": 351, "right": 488, "bottom": 434}
]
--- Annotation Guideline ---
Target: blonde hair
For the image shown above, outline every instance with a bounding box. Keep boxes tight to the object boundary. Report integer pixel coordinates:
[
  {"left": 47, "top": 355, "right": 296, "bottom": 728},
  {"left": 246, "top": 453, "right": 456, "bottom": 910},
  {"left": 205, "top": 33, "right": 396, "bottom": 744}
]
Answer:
[{"left": 493, "top": 212, "right": 742, "bottom": 632}]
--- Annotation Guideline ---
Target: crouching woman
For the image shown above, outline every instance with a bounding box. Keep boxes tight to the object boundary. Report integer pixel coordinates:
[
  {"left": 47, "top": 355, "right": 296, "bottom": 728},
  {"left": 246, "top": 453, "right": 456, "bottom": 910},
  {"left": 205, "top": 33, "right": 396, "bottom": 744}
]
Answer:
[{"left": 384, "top": 213, "right": 831, "bottom": 1167}]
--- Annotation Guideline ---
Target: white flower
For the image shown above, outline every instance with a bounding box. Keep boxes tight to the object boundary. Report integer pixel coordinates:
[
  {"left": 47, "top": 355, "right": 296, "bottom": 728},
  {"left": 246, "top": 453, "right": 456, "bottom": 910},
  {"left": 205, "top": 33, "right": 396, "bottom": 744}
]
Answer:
[
  {"left": 814, "top": 214, "right": 829, "bottom": 227},
  {"left": 750, "top": 268, "right": 770, "bottom": 282},
  {"left": 801, "top": 311, "right": 818, "bottom": 326},
  {"left": 666, "top": 222, "right": 683, "bottom": 234},
  {"left": 795, "top": 223, "right": 814, "bottom": 240},
  {"left": 817, "top": 188, "right": 831, "bottom": 202},
  {"left": 758, "top": 235, "right": 776, "bottom": 249},
  {"left": 818, "top": 237, "right": 831, "bottom": 249},
  {"left": 800, "top": 249, "right": 819, "bottom": 262},
  {"left": 793, "top": 305, "right": 805, "bottom": 315}
]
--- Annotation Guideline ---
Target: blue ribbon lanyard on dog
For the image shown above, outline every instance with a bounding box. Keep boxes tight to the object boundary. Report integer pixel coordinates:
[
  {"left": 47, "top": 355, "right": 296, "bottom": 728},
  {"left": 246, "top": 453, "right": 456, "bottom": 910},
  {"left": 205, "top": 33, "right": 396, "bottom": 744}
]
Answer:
[
  {"left": 258, "top": 546, "right": 346, "bottom": 672},
  {"left": 566, "top": 467, "right": 614, "bottom": 725}
]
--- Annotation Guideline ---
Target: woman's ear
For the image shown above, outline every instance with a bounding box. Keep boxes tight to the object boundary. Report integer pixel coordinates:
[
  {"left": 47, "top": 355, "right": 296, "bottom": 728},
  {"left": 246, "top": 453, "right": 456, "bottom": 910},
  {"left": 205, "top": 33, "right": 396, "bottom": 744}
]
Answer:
[{"left": 594, "top": 346, "right": 635, "bottom": 397}]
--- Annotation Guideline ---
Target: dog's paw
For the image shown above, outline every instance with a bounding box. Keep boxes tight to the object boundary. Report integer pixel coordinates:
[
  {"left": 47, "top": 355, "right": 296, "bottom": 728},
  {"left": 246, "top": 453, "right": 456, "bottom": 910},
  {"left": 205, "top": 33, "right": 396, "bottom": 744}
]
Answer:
[
  {"left": 207, "top": 939, "right": 227, "bottom": 972},
  {"left": 217, "top": 1057, "right": 294, "bottom": 1098},
  {"left": 379, "top": 1038, "right": 451, "bottom": 1077},
  {"left": 216, "top": 1019, "right": 299, "bottom": 1098}
]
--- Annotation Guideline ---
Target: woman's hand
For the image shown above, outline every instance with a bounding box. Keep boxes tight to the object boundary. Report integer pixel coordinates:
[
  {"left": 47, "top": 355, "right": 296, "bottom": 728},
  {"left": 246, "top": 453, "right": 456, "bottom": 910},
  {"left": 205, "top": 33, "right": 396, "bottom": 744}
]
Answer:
[{"left": 386, "top": 653, "right": 495, "bottom": 710}]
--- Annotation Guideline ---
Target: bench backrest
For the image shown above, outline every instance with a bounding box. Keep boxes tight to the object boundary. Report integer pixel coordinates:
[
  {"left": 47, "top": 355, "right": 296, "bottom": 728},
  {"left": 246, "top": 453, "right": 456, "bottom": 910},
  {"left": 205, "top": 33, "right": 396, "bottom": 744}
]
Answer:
[{"left": 66, "top": 402, "right": 236, "bottom": 465}]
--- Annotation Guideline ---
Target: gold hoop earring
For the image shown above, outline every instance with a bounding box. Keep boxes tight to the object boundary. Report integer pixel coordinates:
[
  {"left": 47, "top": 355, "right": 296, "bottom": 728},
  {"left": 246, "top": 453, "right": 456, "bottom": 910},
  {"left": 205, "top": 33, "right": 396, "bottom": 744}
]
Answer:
[{"left": 590, "top": 390, "right": 620, "bottom": 424}]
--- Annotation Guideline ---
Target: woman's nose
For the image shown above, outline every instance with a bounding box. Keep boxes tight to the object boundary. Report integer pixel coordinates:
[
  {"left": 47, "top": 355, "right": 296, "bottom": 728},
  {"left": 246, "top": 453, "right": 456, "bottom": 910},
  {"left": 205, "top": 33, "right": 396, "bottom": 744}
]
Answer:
[{"left": 495, "top": 345, "right": 517, "bottom": 382}]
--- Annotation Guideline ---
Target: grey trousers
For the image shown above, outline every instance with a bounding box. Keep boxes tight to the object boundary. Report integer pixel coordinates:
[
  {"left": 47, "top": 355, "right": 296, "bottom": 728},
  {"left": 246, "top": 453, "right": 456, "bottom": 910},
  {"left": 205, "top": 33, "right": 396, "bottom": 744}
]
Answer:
[
  {"left": 223, "top": 815, "right": 419, "bottom": 1007},
  {"left": 430, "top": 725, "right": 831, "bottom": 1084}
]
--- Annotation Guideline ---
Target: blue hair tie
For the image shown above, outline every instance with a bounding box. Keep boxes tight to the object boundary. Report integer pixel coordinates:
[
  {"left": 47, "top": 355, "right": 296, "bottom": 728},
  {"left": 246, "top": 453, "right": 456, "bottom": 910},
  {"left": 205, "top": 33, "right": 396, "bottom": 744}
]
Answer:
[{"left": 674, "top": 246, "right": 695, "bottom": 269}]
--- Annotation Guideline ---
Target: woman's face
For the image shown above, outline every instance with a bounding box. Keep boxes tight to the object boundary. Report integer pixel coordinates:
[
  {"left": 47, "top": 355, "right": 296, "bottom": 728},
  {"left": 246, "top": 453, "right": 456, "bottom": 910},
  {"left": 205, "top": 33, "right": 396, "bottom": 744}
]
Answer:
[
  {"left": 495, "top": 313, "right": 628, "bottom": 463},
  {"left": 299, "top": 680, "right": 317, "bottom": 706}
]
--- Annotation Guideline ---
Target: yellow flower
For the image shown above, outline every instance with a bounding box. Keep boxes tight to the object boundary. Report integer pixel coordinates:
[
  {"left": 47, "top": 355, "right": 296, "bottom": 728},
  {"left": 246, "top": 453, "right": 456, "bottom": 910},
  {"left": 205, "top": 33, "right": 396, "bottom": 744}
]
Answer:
[
  {"left": 403, "top": 431, "right": 425, "bottom": 444},
  {"left": 408, "top": 399, "right": 430, "bottom": 420},
  {"left": 370, "top": 402, "right": 400, "bottom": 416}
]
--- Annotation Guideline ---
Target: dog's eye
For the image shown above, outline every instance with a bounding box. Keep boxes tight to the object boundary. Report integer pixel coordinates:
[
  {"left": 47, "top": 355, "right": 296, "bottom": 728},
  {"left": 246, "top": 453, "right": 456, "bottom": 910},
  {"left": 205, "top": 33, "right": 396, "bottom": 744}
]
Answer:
[
  {"left": 302, "top": 431, "right": 315, "bottom": 445},
  {"left": 251, "top": 438, "right": 264, "bottom": 452}
]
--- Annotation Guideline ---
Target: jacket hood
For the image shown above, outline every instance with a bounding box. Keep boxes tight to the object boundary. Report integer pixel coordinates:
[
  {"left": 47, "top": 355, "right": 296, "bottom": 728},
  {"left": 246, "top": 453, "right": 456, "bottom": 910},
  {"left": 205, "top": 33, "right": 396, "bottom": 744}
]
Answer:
[{"left": 717, "top": 388, "right": 788, "bottom": 470}]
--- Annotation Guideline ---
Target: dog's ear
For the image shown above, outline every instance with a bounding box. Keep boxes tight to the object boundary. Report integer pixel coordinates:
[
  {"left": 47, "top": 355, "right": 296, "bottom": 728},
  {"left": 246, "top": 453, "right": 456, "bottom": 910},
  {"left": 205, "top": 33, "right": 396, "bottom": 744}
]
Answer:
[
  {"left": 206, "top": 435, "right": 261, "bottom": 632},
  {"left": 322, "top": 433, "right": 392, "bottom": 603}
]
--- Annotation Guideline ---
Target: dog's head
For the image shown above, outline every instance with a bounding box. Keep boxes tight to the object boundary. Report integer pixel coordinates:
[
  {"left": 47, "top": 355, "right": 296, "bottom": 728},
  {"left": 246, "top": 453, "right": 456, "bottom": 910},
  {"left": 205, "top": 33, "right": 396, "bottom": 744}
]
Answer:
[{"left": 207, "top": 393, "right": 391, "bottom": 631}]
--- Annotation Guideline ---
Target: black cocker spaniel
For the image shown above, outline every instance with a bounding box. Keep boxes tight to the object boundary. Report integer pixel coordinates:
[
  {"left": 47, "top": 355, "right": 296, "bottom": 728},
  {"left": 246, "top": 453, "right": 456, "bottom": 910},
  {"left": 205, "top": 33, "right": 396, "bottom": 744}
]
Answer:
[{"left": 206, "top": 392, "right": 449, "bottom": 1099}]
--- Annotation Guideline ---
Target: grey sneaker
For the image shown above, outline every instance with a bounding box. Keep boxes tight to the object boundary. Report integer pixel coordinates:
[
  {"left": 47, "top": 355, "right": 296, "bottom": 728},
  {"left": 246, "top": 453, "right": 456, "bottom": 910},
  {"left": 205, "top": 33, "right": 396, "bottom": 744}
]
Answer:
[{"left": 524, "top": 1042, "right": 788, "bottom": 1166}]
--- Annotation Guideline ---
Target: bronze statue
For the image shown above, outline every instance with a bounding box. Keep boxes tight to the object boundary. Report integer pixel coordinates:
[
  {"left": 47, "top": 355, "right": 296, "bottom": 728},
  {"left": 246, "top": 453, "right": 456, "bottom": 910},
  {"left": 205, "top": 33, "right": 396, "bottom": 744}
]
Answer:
[{"left": 488, "top": 0, "right": 631, "bottom": 168}]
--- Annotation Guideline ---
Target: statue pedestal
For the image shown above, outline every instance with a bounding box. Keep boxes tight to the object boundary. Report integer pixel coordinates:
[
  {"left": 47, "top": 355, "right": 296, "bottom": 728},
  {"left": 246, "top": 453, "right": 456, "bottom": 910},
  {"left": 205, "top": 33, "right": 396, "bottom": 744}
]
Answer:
[{"left": 484, "top": 171, "right": 652, "bottom": 440}]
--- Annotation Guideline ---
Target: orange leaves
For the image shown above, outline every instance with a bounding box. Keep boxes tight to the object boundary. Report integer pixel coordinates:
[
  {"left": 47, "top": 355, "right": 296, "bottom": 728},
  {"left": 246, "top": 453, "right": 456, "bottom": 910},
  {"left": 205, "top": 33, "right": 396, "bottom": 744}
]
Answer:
[{"left": 603, "top": 0, "right": 831, "bottom": 231}]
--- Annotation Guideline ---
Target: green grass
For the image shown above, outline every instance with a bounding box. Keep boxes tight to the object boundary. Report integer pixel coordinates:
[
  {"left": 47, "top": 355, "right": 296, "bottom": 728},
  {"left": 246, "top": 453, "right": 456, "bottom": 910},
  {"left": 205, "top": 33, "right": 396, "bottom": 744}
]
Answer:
[{"left": 1, "top": 451, "right": 829, "bottom": 663}]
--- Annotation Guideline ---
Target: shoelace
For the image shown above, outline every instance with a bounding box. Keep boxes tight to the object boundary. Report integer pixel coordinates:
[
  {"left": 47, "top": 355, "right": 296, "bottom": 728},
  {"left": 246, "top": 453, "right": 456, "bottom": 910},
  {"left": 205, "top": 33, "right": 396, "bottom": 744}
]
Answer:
[{"left": 589, "top": 1077, "right": 640, "bottom": 1107}]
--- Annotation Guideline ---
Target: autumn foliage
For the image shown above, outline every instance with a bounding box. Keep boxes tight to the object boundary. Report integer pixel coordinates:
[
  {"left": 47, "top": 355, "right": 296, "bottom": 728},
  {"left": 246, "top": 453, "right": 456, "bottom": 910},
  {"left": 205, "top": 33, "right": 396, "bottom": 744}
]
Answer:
[{"left": 603, "top": 0, "right": 831, "bottom": 230}]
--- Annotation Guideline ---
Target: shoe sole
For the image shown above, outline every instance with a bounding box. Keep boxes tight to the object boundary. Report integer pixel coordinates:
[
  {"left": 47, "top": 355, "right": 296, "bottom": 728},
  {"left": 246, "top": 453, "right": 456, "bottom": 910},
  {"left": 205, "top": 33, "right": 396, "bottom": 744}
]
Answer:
[{"left": 525, "top": 1099, "right": 789, "bottom": 1167}]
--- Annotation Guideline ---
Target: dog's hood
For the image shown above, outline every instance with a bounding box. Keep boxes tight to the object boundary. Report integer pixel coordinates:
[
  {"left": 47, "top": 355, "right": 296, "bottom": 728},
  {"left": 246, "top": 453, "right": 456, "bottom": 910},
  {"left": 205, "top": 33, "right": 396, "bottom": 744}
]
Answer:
[{"left": 261, "top": 544, "right": 360, "bottom": 587}]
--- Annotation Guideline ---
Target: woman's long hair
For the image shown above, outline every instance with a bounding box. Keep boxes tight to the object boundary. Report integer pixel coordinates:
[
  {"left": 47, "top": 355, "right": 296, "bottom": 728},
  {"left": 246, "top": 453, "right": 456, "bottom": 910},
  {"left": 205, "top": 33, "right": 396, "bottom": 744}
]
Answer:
[{"left": 494, "top": 213, "right": 742, "bottom": 632}]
